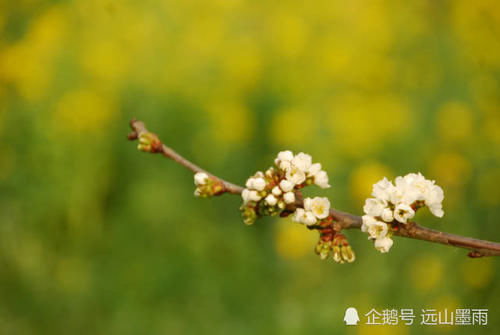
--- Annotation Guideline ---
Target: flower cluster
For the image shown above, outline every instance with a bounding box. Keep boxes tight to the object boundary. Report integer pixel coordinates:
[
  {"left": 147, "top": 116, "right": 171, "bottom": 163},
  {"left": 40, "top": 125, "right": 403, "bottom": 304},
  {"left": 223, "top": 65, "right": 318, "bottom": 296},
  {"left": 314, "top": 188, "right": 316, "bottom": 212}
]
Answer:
[
  {"left": 193, "top": 172, "right": 224, "bottom": 198},
  {"left": 195, "top": 150, "right": 358, "bottom": 263},
  {"left": 362, "top": 173, "right": 445, "bottom": 253},
  {"left": 240, "top": 151, "right": 330, "bottom": 225},
  {"left": 292, "top": 197, "right": 330, "bottom": 226},
  {"left": 274, "top": 151, "right": 330, "bottom": 189}
]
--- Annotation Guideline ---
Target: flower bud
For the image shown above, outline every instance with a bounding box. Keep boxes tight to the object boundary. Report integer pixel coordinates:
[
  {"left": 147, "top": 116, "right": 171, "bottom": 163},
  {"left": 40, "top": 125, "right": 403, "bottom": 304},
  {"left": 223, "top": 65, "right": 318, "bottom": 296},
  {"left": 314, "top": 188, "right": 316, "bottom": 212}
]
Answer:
[
  {"left": 194, "top": 172, "right": 209, "bottom": 186},
  {"left": 279, "top": 180, "right": 294, "bottom": 192},
  {"left": 253, "top": 178, "right": 267, "bottom": 191},
  {"left": 283, "top": 192, "right": 295, "bottom": 204},
  {"left": 265, "top": 194, "right": 278, "bottom": 206},
  {"left": 272, "top": 186, "right": 282, "bottom": 196}
]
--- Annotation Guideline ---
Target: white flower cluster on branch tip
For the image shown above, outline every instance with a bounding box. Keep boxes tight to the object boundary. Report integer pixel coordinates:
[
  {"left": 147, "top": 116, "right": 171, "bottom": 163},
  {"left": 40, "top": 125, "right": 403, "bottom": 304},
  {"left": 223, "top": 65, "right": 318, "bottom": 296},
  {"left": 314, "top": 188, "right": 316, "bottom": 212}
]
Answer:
[
  {"left": 362, "top": 173, "right": 445, "bottom": 253},
  {"left": 239, "top": 151, "right": 331, "bottom": 225}
]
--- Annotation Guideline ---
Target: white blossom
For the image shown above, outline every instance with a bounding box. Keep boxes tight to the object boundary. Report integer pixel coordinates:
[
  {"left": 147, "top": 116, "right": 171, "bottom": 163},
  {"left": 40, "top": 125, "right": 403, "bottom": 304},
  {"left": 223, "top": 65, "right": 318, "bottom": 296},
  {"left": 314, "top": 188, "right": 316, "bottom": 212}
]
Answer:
[
  {"left": 255, "top": 171, "right": 264, "bottom": 178},
  {"left": 381, "top": 208, "right": 394, "bottom": 222},
  {"left": 252, "top": 177, "right": 267, "bottom": 191},
  {"left": 307, "top": 163, "right": 322, "bottom": 177},
  {"left": 363, "top": 198, "right": 387, "bottom": 217},
  {"left": 314, "top": 170, "right": 330, "bottom": 189},
  {"left": 388, "top": 186, "right": 404, "bottom": 205},
  {"left": 248, "top": 190, "right": 262, "bottom": 202},
  {"left": 292, "top": 208, "right": 305, "bottom": 223},
  {"left": 245, "top": 178, "right": 255, "bottom": 189},
  {"left": 292, "top": 207, "right": 316, "bottom": 225},
  {"left": 367, "top": 220, "right": 389, "bottom": 240},
  {"left": 425, "top": 184, "right": 444, "bottom": 217},
  {"left": 304, "top": 197, "right": 330, "bottom": 219},
  {"left": 361, "top": 215, "right": 377, "bottom": 233},
  {"left": 279, "top": 160, "right": 291, "bottom": 171},
  {"left": 371, "top": 173, "right": 444, "bottom": 219},
  {"left": 194, "top": 172, "right": 209, "bottom": 186},
  {"left": 279, "top": 179, "right": 294, "bottom": 192},
  {"left": 265, "top": 194, "right": 278, "bottom": 206},
  {"left": 286, "top": 165, "right": 306, "bottom": 185},
  {"left": 374, "top": 237, "right": 393, "bottom": 253},
  {"left": 429, "top": 203, "right": 444, "bottom": 218},
  {"left": 394, "top": 203, "right": 415, "bottom": 223},
  {"left": 395, "top": 173, "right": 426, "bottom": 204},
  {"left": 283, "top": 192, "right": 295, "bottom": 204},
  {"left": 363, "top": 172, "right": 445, "bottom": 253},
  {"left": 372, "top": 177, "right": 394, "bottom": 202},
  {"left": 265, "top": 168, "right": 274, "bottom": 178},
  {"left": 426, "top": 184, "right": 444, "bottom": 204},
  {"left": 291, "top": 152, "right": 312, "bottom": 172},
  {"left": 275, "top": 150, "right": 294, "bottom": 165},
  {"left": 303, "top": 211, "right": 317, "bottom": 226},
  {"left": 242, "top": 189, "right": 251, "bottom": 203},
  {"left": 272, "top": 186, "right": 282, "bottom": 197}
]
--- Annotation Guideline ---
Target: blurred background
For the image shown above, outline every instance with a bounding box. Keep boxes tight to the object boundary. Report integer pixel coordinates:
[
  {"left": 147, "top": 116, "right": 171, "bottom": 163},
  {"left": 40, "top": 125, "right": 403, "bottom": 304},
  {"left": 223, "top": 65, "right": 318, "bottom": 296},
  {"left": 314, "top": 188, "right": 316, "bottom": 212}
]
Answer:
[{"left": 1, "top": 0, "right": 499, "bottom": 334}]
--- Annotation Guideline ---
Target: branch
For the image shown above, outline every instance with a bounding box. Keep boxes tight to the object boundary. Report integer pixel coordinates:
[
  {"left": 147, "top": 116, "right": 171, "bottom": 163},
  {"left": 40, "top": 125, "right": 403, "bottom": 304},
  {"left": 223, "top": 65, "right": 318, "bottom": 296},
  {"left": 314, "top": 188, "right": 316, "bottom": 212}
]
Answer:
[
  {"left": 127, "top": 119, "right": 243, "bottom": 195},
  {"left": 127, "top": 119, "right": 500, "bottom": 258}
]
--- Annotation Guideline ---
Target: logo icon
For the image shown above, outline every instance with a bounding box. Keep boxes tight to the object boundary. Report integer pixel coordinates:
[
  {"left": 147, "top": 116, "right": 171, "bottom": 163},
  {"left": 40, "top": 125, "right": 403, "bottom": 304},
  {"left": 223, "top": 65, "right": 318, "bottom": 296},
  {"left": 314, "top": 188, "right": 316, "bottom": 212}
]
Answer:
[{"left": 344, "top": 307, "right": 360, "bottom": 325}]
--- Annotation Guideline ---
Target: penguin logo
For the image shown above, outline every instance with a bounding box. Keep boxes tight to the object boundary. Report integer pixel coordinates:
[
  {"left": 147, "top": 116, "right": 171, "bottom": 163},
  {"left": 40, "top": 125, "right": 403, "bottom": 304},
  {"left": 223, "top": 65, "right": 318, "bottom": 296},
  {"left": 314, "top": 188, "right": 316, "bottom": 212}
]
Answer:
[{"left": 344, "top": 307, "right": 360, "bottom": 325}]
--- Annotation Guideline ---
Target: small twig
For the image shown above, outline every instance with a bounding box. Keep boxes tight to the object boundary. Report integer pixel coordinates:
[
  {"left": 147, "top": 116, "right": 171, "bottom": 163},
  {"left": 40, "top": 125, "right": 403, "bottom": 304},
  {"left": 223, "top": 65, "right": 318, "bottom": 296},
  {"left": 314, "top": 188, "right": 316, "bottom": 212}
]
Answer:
[
  {"left": 128, "top": 119, "right": 243, "bottom": 195},
  {"left": 128, "top": 119, "right": 500, "bottom": 258}
]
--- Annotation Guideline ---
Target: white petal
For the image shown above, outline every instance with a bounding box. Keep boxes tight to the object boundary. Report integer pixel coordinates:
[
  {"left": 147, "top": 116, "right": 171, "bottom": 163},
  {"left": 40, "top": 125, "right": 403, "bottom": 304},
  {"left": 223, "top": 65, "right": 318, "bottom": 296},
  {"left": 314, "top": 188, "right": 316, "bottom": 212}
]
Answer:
[
  {"left": 303, "top": 212, "right": 317, "bottom": 226},
  {"left": 292, "top": 208, "right": 305, "bottom": 223},
  {"left": 291, "top": 152, "right": 312, "bottom": 172},
  {"left": 367, "top": 220, "right": 388, "bottom": 239},
  {"left": 394, "top": 203, "right": 415, "bottom": 223},
  {"left": 361, "top": 215, "right": 377, "bottom": 232},
  {"left": 304, "top": 198, "right": 313, "bottom": 211},
  {"left": 310, "top": 197, "right": 330, "bottom": 219},
  {"left": 253, "top": 178, "right": 267, "bottom": 191},
  {"left": 279, "top": 179, "right": 294, "bottom": 192},
  {"left": 286, "top": 167, "right": 306, "bottom": 185},
  {"left": 307, "top": 163, "right": 322, "bottom": 177},
  {"left": 245, "top": 178, "right": 255, "bottom": 189},
  {"left": 314, "top": 171, "right": 330, "bottom": 189},
  {"left": 277, "top": 150, "right": 294, "bottom": 163},
  {"left": 372, "top": 177, "right": 395, "bottom": 202},
  {"left": 363, "top": 198, "right": 386, "bottom": 217},
  {"left": 381, "top": 208, "right": 394, "bottom": 222},
  {"left": 374, "top": 237, "right": 393, "bottom": 253},
  {"left": 279, "top": 161, "right": 291, "bottom": 171},
  {"left": 265, "top": 194, "right": 278, "bottom": 206},
  {"left": 283, "top": 192, "right": 295, "bottom": 204},
  {"left": 242, "top": 189, "right": 251, "bottom": 203},
  {"left": 272, "top": 186, "right": 282, "bottom": 196},
  {"left": 194, "top": 172, "right": 209, "bottom": 186},
  {"left": 249, "top": 190, "right": 262, "bottom": 202}
]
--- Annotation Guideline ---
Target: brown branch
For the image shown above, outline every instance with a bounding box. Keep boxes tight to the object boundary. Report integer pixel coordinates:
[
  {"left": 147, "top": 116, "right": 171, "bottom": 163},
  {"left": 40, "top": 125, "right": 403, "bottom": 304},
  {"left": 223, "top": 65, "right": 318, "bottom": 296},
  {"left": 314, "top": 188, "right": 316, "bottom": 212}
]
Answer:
[
  {"left": 128, "top": 119, "right": 243, "bottom": 195},
  {"left": 127, "top": 119, "right": 500, "bottom": 258}
]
